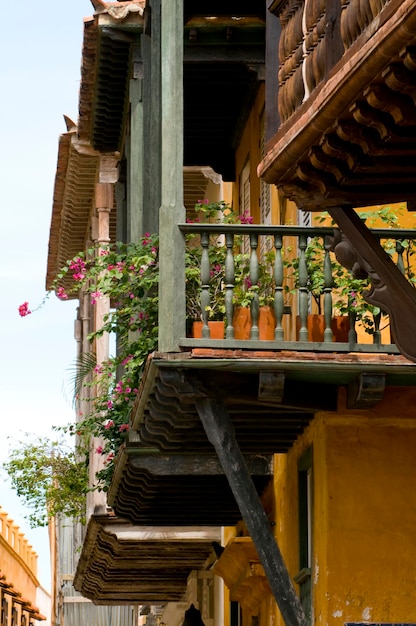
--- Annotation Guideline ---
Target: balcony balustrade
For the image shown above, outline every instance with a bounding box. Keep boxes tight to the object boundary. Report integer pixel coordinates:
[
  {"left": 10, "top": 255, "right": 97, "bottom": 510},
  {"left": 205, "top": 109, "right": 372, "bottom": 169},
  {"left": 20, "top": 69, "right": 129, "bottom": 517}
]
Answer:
[
  {"left": 271, "top": 0, "right": 391, "bottom": 125},
  {"left": 179, "top": 222, "right": 415, "bottom": 355}
]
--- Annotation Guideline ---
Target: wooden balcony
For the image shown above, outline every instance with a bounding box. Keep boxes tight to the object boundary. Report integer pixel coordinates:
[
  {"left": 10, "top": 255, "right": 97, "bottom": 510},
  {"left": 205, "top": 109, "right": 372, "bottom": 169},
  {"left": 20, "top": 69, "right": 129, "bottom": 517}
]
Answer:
[
  {"left": 106, "top": 222, "right": 416, "bottom": 528},
  {"left": 260, "top": 0, "right": 416, "bottom": 210}
]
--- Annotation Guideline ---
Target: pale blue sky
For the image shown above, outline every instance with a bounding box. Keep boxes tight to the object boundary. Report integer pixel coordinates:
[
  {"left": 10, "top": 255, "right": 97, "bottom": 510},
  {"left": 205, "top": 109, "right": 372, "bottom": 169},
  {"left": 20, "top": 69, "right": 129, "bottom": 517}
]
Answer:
[{"left": 0, "top": 0, "right": 92, "bottom": 589}]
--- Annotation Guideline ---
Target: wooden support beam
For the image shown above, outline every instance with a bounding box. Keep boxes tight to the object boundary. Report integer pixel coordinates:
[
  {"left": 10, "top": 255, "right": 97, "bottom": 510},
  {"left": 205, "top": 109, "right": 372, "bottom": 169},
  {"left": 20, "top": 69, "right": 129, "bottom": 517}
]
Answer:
[
  {"left": 194, "top": 395, "right": 308, "bottom": 626},
  {"left": 128, "top": 452, "right": 273, "bottom": 476},
  {"left": 328, "top": 206, "right": 416, "bottom": 362}
]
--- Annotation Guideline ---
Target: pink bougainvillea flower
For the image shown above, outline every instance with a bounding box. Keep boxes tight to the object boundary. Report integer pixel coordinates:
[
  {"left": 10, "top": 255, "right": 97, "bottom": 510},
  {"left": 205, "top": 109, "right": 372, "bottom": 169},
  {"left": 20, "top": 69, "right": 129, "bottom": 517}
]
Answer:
[
  {"left": 57, "top": 286, "right": 68, "bottom": 300},
  {"left": 104, "top": 419, "right": 114, "bottom": 430},
  {"left": 91, "top": 291, "right": 103, "bottom": 304},
  {"left": 94, "top": 364, "right": 103, "bottom": 374},
  {"left": 107, "top": 399, "right": 113, "bottom": 410},
  {"left": 95, "top": 445, "right": 103, "bottom": 455},
  {"left": 121, "top": 355, "right": 133, "bottom": 366},
  {"left": 18, "top": 302, "right": 31, "bottom": 317},
  {"left": 119, "top": 423, "right": 130, "bottom": 432}
]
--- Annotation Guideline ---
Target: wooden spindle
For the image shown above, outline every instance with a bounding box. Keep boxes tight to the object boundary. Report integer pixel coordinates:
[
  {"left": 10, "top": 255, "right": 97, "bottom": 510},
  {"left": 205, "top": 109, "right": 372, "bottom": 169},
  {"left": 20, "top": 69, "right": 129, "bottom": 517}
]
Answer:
[
  {"left": 200, "top": 232, "right": 211, "bottom": 338},
  {"left": 274, "top": 234, "right": 285, "bottom": 340},
  {"left": 249, "top": 233, "right": 260, "bottom": 340},
  {"left": 225, "top": 232, "right": 235, "bottom": 339},
  {"left": 298, "top": 234, "right": 309, "bottom": 341}
]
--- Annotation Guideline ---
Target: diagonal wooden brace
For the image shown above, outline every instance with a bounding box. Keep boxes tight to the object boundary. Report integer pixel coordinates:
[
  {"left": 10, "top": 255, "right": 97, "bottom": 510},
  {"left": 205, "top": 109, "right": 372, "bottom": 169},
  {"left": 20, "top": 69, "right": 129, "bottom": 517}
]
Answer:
[{"left": 194, "top": 394, "right": 308, "bottom": 626}]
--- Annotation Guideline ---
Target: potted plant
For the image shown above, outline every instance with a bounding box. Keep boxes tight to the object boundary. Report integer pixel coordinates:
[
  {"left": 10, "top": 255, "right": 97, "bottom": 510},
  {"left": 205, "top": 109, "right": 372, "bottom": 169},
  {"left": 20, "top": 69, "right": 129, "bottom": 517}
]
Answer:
[{"left": 232, "top": 248, "right": 277, "bottom": 340}]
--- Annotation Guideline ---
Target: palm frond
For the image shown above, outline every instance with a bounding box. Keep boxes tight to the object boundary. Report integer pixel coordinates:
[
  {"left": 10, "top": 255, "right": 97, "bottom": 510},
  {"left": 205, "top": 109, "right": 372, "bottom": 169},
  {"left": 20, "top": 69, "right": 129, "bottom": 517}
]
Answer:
[{"left": 63, "top": 352, "right": 97, "bottom": 407}]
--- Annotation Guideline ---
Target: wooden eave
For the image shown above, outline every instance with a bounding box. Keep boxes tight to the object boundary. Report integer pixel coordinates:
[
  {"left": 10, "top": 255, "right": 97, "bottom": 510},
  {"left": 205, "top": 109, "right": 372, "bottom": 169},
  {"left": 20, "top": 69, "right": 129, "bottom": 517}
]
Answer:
[
  {"left": 78, "top": 3, "right": 145, "bottom": 153},
  {"left": 46, "top": 129, "right": 100, "bottom": 293},
  {"left": 73, "top": 514, "right": 220, "bottom": 605},
  {"left": 258, "top": 0, "right": 416, "bottom": 210},
  {"left": 107, "top": 441, "right": 274, "bottom": 526},
  {"left": 0, "top": 574, "right": 46, "bottom": 621}
]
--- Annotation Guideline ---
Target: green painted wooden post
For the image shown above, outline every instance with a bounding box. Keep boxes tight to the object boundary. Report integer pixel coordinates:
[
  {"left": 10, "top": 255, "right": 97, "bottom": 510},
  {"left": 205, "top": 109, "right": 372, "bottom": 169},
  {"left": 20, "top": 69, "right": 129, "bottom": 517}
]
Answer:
[
  {"left": 159, "top": 0, "right": 186, "bottom": 352},
  {"left": 128, "top": 76, "right": 143, "bottom": 243},
  {"left": 142, "top": 0, "right": 161, "bottom": 235}
]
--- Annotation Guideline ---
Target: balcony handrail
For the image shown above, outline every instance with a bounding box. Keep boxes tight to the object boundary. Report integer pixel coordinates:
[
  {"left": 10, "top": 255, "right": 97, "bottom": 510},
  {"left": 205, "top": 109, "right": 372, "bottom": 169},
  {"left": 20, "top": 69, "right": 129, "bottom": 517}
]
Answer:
[{"left": 178, "top": 222, "right": 416, "bottom": 353}]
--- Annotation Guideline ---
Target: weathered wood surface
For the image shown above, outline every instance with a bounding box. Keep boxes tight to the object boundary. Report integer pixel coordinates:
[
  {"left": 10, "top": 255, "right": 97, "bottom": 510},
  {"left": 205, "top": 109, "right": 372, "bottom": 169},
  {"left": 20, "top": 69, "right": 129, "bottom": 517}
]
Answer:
[{"left": 195, "top": 395, "right": 308, "bottom": 626}]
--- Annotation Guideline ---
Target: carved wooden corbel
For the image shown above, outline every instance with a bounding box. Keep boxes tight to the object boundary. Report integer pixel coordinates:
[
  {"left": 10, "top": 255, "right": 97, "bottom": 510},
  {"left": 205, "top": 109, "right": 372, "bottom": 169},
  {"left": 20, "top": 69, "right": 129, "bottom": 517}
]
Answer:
[{"left": 328, "top": 206, "right": 416, "bottom": 362}]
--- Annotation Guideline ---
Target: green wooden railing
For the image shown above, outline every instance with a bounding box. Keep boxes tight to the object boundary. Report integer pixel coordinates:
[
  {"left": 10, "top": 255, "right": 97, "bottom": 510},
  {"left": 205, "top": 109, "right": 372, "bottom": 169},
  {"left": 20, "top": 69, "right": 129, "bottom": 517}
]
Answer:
[{"left": 179, "top": 223, "right": 416, "bottom": 353}]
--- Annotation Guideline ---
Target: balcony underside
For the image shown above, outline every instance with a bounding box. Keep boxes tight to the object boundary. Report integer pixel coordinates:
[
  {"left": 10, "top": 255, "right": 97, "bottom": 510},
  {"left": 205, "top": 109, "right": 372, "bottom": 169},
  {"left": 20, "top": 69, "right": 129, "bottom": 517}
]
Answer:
[
  {"left": 108, "top": 349, "right": 416, "bottom": 525},
  {"left": 259, "top": 0, "right": 416, "bottom": 210},
  {"left": 73, "top": 515, "right": 220, "bottom": 605}
]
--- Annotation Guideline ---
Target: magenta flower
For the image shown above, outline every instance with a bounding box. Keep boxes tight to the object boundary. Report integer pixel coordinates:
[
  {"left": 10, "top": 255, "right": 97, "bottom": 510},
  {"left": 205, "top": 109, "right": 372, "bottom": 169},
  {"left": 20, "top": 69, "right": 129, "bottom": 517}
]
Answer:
[
  {"left": 104, "top": 419, "right": 114, "bottom": 430},
  {"left": 91, "top": 291, "right": 103, "bottom": 304},
  {"left": 107, "top": 399, "right": 113, "bottom": 410},
  {"left": 18, "top": 302, "right": 31, "bottom": 317},
  {"left": 119, "top": 423, "right": 130, "bottom": 432},
  {"left": 95, "top": 446, "right": 103, "bottom": 454},
  {"left": 57, "top": 287, "right": 68, "bottom": 300}
]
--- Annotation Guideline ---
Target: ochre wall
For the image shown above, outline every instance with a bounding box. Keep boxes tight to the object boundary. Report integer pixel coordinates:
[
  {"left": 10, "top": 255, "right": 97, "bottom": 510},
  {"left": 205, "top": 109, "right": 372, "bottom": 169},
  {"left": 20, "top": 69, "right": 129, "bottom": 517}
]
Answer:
[
  {"left": 0, "top": 508, "right": 39, "bottom": 603},
  {"left": 273, "top": 386, "right": 416, "bottom": 625}
]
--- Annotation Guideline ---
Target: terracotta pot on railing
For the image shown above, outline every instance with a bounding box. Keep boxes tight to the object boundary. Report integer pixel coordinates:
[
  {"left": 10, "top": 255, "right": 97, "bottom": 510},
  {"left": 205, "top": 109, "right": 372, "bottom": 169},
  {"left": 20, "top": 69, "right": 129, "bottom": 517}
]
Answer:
[
  {"left": 233, "top": 306, "right": 276, "bottom": 340},
  {"left": 296, "top": 314, "right": 350, "bottom": 342},
  {"left": 192, "top": 321, "right": 225, "bottom": 339}
]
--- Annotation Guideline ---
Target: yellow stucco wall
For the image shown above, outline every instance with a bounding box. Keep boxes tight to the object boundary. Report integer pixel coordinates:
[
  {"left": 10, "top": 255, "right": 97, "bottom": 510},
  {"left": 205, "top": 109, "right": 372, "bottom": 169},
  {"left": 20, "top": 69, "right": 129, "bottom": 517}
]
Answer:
[
  {"left": 0, "top": 508, "right": 39, "bottom": 603},
  {"left": 272, "top": 386, "right": 416, "bottom": 625}
]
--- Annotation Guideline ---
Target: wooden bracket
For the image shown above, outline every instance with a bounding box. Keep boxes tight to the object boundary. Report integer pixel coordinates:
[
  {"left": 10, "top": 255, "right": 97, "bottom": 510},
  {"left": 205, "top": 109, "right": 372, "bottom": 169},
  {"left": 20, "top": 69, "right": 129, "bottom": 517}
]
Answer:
[
  {"left": 258, "top": 371, "right": 285, "bottom": 403},
  {"left": 347, "top": 372, "right": 386, "bottom": 409},
  {"left": 328, "top": 206, "right": 416, "bottom": 362}
]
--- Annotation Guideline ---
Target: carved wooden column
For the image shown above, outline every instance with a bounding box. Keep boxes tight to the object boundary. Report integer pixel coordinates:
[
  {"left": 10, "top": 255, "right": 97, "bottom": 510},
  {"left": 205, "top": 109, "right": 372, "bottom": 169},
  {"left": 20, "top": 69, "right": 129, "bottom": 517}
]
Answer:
[{"left": 86, "top": 158, "right": 118, "bottom": 519}]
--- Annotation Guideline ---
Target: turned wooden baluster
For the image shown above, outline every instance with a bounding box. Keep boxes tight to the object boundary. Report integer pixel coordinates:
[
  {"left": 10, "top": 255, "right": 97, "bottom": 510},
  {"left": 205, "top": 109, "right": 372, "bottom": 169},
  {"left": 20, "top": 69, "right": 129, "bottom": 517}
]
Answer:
[
  {"left": 341, "top": 0, "right": 374, "bottom": 50},
  {"left": 369, "top": 0, "right": 389, "bottom": 19},
  {"left": 200, "top": 232, "right": 211, "bottom": 338},
  {"left": 304, "top": 0, "right": 327, "bottom": 95},
  {"left": 348, "top": 291, "right": 358, "bottom": 343},
  {"left": 323, "top": 237, "right": 335, "bottom": 342},
  {"left": 278, "top": 0, "right": 305, "bottom": 121},
  {"left": 225, "top": 232, "right": 235, "bottom": 339},
  {"left": 274, "top": 234, "right": 285, "bottom": 340},
  {"left": 395, "top": 239, "right": 405, "bottom": 275},
  {"left": 249, "top": 233, "right": 260, "bottom": 340},
  {"left": 298, "top": 234, "right": 309, "bottom": 341}
]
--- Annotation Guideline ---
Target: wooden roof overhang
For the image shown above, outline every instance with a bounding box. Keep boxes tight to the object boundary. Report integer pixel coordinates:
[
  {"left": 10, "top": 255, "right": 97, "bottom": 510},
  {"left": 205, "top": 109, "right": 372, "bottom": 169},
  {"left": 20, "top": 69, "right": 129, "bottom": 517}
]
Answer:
[
  {"left": 73, "top": 515, "right": 220, "bottom": 605},
  {"left": 258, "top": 0, "right": 416, "bottom": 211},
  {"left": 0, "top": 573, "right": 46, "bottom": 621},
  {"left": 78, "top": 2, "right": 145, "bottom": 153},
  {"left": 108, "top": 348, "right": 416, "bottom": 527},
  {"left": 46, "top": 3, "right": 145, "bottom": 294},
  {"left": 46, "top": 126, "right": 100, "bottom": 294}
]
